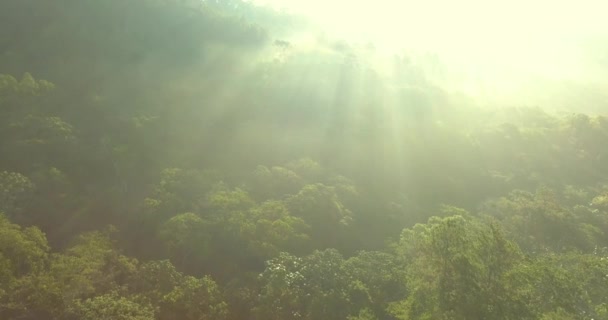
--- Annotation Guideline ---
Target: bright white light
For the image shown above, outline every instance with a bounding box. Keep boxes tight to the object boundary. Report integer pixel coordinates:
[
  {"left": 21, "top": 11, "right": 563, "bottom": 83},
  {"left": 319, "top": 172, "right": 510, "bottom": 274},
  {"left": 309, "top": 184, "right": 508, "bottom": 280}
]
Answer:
[{"left": 255, "top": 0, "right": 608, "bottom": 108}]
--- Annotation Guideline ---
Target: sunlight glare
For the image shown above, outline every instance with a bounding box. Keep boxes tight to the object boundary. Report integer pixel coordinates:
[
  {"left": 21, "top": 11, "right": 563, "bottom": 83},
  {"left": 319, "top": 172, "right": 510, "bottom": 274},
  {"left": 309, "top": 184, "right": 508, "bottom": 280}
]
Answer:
[{"left": 256, "top": 0, "right": 608, "bottom": 86}]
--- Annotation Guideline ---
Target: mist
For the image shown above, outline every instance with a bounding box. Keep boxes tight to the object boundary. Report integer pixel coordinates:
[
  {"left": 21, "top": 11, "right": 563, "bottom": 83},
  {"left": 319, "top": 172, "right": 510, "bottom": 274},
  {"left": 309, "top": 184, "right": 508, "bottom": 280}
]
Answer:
[
  {"left": 259, "top": 0, "right": 608, "bottom": 111},
  {"left": 1, "top": 1, "right": 608, "bottom": 319}
]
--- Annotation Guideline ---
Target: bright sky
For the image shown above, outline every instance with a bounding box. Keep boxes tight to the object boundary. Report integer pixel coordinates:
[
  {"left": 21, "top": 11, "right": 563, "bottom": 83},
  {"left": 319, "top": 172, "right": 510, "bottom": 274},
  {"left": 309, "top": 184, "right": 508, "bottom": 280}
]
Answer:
[{"left": 255, "top": 0, "right": 608, "bottom": 109}]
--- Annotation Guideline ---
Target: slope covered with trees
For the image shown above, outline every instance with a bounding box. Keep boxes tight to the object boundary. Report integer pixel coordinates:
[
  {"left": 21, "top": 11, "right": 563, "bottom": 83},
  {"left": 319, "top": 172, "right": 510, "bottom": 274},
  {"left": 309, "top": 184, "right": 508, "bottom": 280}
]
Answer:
[{"left": 1, "top": 1, "right": 608, "bottom": 319}]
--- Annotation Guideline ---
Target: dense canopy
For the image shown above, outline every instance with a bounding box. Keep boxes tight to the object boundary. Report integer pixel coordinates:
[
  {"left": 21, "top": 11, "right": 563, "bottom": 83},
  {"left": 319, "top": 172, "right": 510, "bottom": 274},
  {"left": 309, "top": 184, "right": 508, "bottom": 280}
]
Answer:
[{"left": 1, "top": 0, "right": 608, "bottom": 319}]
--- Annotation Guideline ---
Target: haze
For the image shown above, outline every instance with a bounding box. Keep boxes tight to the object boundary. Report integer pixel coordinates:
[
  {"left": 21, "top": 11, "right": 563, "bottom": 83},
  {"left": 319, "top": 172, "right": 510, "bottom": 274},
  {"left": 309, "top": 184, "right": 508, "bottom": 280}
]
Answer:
[
  {"left": 259, "top": 0, "right": 608, "bottom": 111},
  {"left": 1, "top": 1, "right": 608, "bottom": 319}
]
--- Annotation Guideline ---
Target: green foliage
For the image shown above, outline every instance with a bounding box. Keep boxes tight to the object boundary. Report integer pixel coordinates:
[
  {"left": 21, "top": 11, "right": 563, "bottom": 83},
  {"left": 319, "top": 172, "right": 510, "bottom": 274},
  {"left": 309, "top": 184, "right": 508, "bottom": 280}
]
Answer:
[
  {"left": 207, "top": 186, "right": 256, "bottom": 214},
  {"left": 1, "top": 273, "right": 65, "bottom": 319},
  {"left": 245, "top": 200, "right": 309, "bottom": 257},
  {"left": 0, "top": 214, "right": 48, "bottom": 279},
  {"left": 159, "top": 275, "right": 228, "bottom": 320},
  {"left": 287, "top": 183, "right": 353, "bottom": 249},
  {"left": 0, "top": 171, "right": 34, "bottom": 216},
  {"left": 145, "top": 168, "right": 222, "bottom": 217},
  {"left": 347, "top": 308, "right": 379, "bottom": 320},
  {"left": 69, "top": 292, "right": 155, "bottom": 320},
  {"left": 9, "top": 115, "right": 75, "bottom": 146},
  {"left": 249, "top": 165, "right": 304, "bottom": 200},
  {"left": 0, "top": 1, "right": 608, "bottom": 319},
  {"left": 254, "top": 250, "right": 343, "bottom": 320},
  {"left": 507, "top": 253, "right": 608, "bottom": 319},
  {"left": 0, "top": 73, "right": 54, "bottom": 99},
  {"left": 343, "top": 251, "right": 405, "bottom": 319},
  {"left": 481, "top": 188, "right": 607, "bottom": 252},
  {"left": 129, "top": 260, "right": 183, "bottom": 306},
  {"left": 158, "top": 213, "right": 210, "bottom": 271},
  {"left": 592, "top": 192, "right": 608, "bottom": 210},
  {"left": 51, "top": 229, "right": 138, "bottom": 302},
  {"left": 0, "top": 214, "right": 55, "bottom": 318},
  {"left": 392, "top": 214, "right": 528, "bottom": 320},
  {"left": 129, "top": 259, "right": 228, "bottom": 320}
]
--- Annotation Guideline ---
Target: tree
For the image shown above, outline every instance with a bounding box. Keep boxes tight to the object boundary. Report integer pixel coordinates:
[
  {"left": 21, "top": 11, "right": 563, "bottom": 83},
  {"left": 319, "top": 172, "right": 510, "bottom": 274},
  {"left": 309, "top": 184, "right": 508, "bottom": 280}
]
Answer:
[
  {"left": 158, "top": 213, "right": 210, "bottom": 274},
  {"left": 129, "top": 260, "right": 183, "bottom": 307},
  {"left": 480, "top": 188, "right": 603, "bottom": 252},
  {"left": 142, "top": 168, "right": 222, "bottom": 219},
  {"left": 0, "top": 214, "right": 48, "bottom": 280},
  {"left": 50, "top": 228, "right": 138, "bottom": 303},
  {"left": 0, "top": 214, "right": 57, "bottom": 319},
  {"left": 68, "top": 292, "right": 155, "bottom": 320},
  {"left": 128, "top": 259, "right": 228, "bottom": 320},
  {"left": 506, "top": 252, "right": 608, "bottom": 319},
  {"left": 343, "top": 251, "right": 405, "bottom": 319},
  {"left": 390, "top": 213, "right": 529, "bottom": 320},
  {"left": 159, "top": 275, "right": 228, "bottom": 320},
  {"left": 248, "top": 165, "right": 304, "bottom": 200},
  {"left": 243, "top": 200, "right": 309, "bottom": 258},
  {"left": 254, "top": 249, "right": 353, "bottom": 320},
  {"left": 0, "top": 171, "right": 34, "bottom": 217},
  {"left": 287, "top": 183, "right": 353, "bottom": 250}
]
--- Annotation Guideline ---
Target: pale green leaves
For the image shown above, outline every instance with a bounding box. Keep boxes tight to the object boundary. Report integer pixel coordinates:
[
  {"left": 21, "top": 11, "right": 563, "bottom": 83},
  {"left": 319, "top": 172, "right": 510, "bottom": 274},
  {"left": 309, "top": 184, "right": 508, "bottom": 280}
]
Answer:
[
  {"left": 393, "top": 213, "right": 525, "bottom": 320},
  {"left": 159, "top": 213, "right": 210, "bottom": 267},
  {"left": 130, "top": 260, "right": 228, "bottom": 320},
  {"left": 0, "top": 73, "right": 54, "bottom": 97},
  {"left": 9, "top": 115, "right": 76, "bottom": 145},
  {"left": 160, "top": 275, "right": 227, "bottom": 320},
  {"left": 69, "top": 292, "right": 155, "bottom": 320},
  {"left": 0, "top": 171, "right": 34, "bottom": 216},
  {"left": 0, "top": 214, "right": 49, "bottom": 278},
  {"left": 0, "top": 215, "right": 52, "bottom": 318}
]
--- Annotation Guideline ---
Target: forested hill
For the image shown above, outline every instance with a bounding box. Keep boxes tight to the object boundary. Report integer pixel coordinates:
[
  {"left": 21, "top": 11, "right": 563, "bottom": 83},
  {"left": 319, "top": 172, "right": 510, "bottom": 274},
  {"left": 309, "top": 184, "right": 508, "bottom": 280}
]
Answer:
[{"left": 1, "top": 1, "right": 608, "bottom": 319}]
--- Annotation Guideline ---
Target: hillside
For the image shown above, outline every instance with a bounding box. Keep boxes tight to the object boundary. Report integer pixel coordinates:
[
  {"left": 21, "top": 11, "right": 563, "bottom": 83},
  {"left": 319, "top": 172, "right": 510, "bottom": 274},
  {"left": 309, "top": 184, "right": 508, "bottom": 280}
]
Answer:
[{"left": 1, "top": 1, "right": 608, "bottom": 319}]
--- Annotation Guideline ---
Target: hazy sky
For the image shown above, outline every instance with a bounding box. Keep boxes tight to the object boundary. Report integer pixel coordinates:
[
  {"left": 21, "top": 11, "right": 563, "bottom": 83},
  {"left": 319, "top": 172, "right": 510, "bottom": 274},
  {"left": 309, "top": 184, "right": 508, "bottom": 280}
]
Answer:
[{"left": 255, "top": 0, "right": 608, "bottom": 110}]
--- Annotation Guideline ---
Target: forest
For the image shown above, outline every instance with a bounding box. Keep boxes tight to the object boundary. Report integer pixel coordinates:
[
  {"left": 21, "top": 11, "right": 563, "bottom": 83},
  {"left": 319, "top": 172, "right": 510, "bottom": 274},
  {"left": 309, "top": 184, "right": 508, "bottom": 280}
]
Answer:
[{"left": 1, "top": 0, "right": 608, "bottom": 319}]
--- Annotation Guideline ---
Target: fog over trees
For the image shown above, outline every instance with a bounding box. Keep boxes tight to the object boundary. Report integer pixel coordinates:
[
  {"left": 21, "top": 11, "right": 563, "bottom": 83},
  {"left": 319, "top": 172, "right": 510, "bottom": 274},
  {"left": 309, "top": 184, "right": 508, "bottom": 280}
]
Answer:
[{"left": 1, "top": 0, "right": 608, "bottom": 319}]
